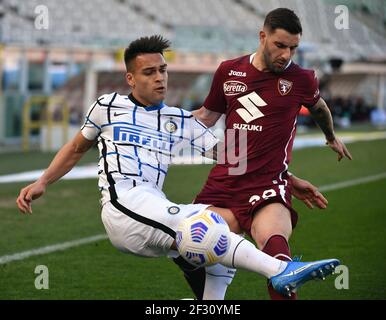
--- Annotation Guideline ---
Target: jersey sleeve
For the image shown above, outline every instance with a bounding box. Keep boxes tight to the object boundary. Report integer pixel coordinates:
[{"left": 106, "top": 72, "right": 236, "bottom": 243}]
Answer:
[
  {"left": 188, "top": 117, "right": 219, "bottom": 153},
  {"left": 173, "top": 115, "right": 218, "bottom": 155},
  {"left": 202, "top": 62, "right": 227, "bottom": 114},
  {"left": 80, "top": 101, "right": 101, "bottom": 141},
  {"left": 302, "top": 70, "right": 320, "bottom": 108}
]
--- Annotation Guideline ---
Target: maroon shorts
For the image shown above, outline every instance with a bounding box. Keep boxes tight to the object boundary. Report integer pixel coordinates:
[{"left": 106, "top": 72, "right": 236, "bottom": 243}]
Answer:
[{"left": 194, "top": 181, "right": 298, "bottom": 236}]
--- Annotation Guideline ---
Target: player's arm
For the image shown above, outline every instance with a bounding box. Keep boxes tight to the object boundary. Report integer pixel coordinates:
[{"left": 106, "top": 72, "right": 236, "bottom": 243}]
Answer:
[
  {"left": 192, "top": 106, "right": 222, "bottom": 128},
  {"left": 288, "top": 172, "right": 328, "bottom": 209},
  {"left": 188, "top": 114, "right": 221, "bottom": 161},
  {"left": 192, "top": 107, "right": 224, "bottom": 160},
  {"left": 307, "top": 97, "right": 352, "bottom": 161},
  {"left": 16, "top": 132, "right": 95, "bottom": 214},
  {"left": 202, "top": 144, "right": 218, "bottom": 160}
]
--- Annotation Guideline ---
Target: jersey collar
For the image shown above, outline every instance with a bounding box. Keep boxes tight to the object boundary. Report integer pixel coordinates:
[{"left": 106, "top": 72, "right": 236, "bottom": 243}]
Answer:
[
  {"left": 128, "top": 93, "right": 165, "bottom": 111},
  {"left": 249, "top": 53, "right": 292, "bottom": 71}
]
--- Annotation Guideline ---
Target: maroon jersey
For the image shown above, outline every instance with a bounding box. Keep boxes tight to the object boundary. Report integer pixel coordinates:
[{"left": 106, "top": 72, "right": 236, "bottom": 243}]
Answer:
[
  {"left": 195, "top": 54, "right": 320, "bottom": 232},
  {"left": 205, "top": 54, "right": 319, "bottom": 181}
]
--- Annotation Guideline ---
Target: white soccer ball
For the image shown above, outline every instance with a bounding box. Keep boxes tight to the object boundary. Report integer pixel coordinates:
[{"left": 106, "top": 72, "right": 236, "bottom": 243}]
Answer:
[{"left": 176, "top": 209, "right": 231, "bottom": 267}]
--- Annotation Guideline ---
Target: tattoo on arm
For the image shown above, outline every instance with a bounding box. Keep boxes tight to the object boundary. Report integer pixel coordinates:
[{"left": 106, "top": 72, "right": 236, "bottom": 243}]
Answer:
[{"left": 308, "top": 98, "right": 335, "bottom": 141}]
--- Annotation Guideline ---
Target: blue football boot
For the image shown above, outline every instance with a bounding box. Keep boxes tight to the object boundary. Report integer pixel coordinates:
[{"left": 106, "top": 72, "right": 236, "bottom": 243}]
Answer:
[{"left": 270, "top": 258, "right": 340, "bottom": 297}]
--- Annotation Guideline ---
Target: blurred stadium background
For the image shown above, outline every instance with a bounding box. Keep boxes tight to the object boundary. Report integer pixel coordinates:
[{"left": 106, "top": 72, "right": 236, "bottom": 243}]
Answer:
[{"left": 0, "top": 0, "right": 385, "bottom": 300}]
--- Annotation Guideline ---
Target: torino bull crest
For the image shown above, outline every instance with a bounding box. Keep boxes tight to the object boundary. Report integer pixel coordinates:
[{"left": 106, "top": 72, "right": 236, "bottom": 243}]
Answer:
[{"left": 176, "top": 210, "right": 231, "bottom": 267}]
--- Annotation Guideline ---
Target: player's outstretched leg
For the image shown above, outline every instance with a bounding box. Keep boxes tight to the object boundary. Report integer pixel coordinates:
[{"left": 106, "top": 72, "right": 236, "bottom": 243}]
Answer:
[{"left": 269, "top": 259, "right": 340, "bottom": 297}]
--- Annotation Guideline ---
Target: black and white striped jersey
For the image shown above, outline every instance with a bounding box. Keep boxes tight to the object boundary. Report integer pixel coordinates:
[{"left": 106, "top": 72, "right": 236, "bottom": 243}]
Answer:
[{"left": 81, "top": 92, "right": 218, "bottom": 205}]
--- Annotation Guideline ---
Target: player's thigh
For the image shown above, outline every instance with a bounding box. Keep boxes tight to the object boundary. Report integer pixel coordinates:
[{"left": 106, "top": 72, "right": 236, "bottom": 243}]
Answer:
[
  {"left": 102, "top": 185, "right": 209, "bottom": 257},
  {"left": 207, "top": 206, "right": 242, "bottom": 234},
  {"left": 101, "top": 201, "right": 174, "bottom": 257},
  {"left": 251, "top": 202, "right": 293, "bottom": 249}
]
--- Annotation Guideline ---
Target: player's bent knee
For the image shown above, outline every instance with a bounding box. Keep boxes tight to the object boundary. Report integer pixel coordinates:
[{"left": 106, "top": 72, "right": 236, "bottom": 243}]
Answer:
[
  {"left": 251, "top": 204, "right": 292, "bottom": 248},
  {"left": 251, "top": 219, "right": 291, "bottom": 248}
]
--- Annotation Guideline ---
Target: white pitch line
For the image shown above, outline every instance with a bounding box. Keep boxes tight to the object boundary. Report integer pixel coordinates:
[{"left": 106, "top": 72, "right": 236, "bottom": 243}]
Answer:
[
  {"left": 0, "top": 234, "right": 108, "bottom": 265},
  {"left": 319, "top": 172, "right": 386, "bottom": 192},
  {"left": 1, "top": 172, "right": 386, "bottom": 265}
]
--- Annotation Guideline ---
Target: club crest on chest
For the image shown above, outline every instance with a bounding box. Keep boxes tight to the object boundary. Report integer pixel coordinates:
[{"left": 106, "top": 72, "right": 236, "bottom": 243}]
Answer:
[{"left": 278, "top": 78, "right": 293, "bottom": 96}]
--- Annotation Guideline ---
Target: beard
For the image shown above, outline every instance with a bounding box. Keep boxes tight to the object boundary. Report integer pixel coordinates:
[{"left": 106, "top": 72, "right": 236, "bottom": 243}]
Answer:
[{"left": 263, "top": 50, "right": 288, "bottom": 74}]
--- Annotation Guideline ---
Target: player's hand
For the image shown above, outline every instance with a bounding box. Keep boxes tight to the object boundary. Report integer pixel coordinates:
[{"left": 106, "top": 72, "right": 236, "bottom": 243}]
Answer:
[
  {"left": 326, "top": 137, "right": 352, "bottom": 161},
  {"left": 16, "top": 181, "right": 46, "bottom": 214},
  {"left": 290, "top": 175, "right": 328, "bottom": 209}
]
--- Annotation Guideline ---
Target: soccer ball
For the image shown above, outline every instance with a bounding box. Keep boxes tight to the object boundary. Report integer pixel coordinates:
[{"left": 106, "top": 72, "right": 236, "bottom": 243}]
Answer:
[{"left": 176, "top": 209, "right": 231, "bottom": 267}]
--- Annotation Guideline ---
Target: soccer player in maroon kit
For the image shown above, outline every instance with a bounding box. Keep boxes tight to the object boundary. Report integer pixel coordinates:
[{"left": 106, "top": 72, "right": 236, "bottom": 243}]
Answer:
[{"left": 190, "top": 8, "right": 352, "bottom": 300}]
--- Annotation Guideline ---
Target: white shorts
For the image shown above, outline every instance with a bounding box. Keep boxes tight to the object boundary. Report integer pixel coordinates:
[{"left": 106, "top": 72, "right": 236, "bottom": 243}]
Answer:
[{"left": 101, "top": 183, "right": 209, "bottom": 258}]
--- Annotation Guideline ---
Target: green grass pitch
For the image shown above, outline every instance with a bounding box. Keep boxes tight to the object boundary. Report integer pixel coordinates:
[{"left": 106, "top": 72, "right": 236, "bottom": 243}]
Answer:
[{"left": 0, "top": 139, "right": 385, "bottom": 299}]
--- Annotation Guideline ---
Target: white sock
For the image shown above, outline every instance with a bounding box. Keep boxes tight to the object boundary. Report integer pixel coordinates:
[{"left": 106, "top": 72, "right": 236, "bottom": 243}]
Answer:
[
  {"left": 220, "top": 232, "right": 287, "bottom": 278},
  {"left": 202, "top": 264, "right": 236, "bottom": 300}
]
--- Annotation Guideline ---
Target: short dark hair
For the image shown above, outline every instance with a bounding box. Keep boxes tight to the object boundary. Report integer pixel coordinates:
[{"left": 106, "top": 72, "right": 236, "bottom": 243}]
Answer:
[
  {"left": 124, "top": 35, "right": 171, "bottom": 71},
  {"left": 264, "top": 8, "right": 302, "bottom": 35}
]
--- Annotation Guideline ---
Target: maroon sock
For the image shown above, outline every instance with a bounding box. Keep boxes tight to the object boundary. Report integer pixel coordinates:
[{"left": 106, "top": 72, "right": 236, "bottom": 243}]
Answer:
[{"left": 262, "top": 234, "right": 297, "bottom": 300}]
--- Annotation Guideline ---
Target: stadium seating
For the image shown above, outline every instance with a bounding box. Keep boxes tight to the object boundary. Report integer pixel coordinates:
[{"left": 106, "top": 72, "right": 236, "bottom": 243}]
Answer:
[
  {"left": 1, "top": 0, "right": 385, "bottom": 60},
  {"left": 240, "top": 0, "right": 386, "bottom": 60},
  {"left": 0, "top": 0, "right": 384, "bottom": 147},
  {"left": 1, "top": 0, "right": 171, "bottom": 46}
]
